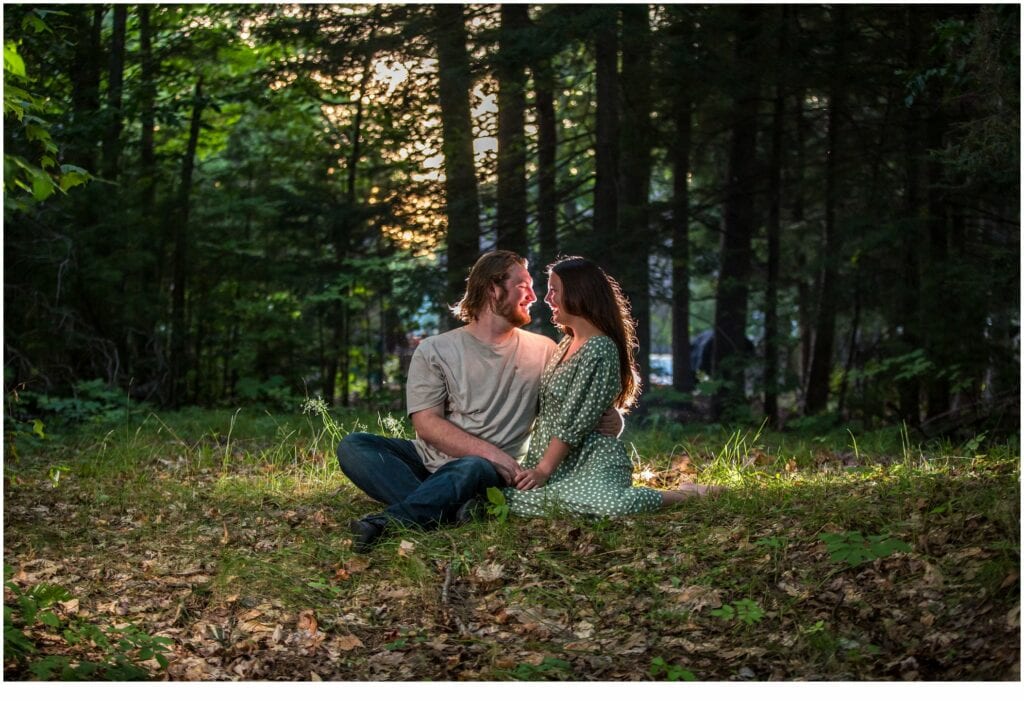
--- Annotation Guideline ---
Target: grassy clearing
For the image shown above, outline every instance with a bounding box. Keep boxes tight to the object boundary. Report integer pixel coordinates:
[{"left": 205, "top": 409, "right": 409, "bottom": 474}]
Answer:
[{"left": 3, "top": 407, "right": 1019, "bottom": 680}]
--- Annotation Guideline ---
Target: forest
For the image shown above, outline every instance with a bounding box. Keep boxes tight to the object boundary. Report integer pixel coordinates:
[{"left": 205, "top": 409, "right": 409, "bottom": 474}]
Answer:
[
  {"left": 4, "top": 3, "right": 1018, "bottom": 432},
  {"left": 2, "top": 3, "right": 1021, "bottom": 683}
]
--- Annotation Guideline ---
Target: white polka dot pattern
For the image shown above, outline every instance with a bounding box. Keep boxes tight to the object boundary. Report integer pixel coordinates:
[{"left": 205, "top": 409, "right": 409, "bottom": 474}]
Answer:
[{"left": 504, "top": 335, "right": 661, "bottom": 518}]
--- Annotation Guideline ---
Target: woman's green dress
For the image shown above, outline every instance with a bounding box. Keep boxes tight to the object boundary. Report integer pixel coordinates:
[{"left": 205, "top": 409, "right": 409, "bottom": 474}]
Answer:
[{"left": 503, "top": 335, "right": 662, "bottom": 517}]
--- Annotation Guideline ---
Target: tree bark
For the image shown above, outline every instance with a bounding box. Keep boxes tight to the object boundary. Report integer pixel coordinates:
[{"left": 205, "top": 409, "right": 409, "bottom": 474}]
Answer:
[
  {"left": 712, "top": 8, "right": 761, "bottom": 419},
  {"left": 804, "top": 6, "right": 847, "bottom": 415},
  {"left": 924, "top": 104, "right": 951, "bottom": 420},
  {"left": 434, "top": 4, "right": 481, "bottom": 317},
  {"left": 101, "top": 4, "right": 127, "bottom": 181},
  {"left": 496, "top": 4, "right": 529, "bottom": 255},
  {"left": 592, "top": 7, "right": 619, "bottom": 265},
  {"left": 139, "top": 5, "right": 157, "bottom": 217},
  {"left": 532, "top": 51, "right": 558, "bottom": 331},
  {"left": 898, "top": 7, "right": 923, "bottom": 425},
  {"left": 68, "top": 6, "right": 103, "bottom": 173},
  {"left": 619, "top": 5, "right": 653, "bottom": 388},
  {"left": 792, "top": 88, "right": 813, "bottom": 396},
  {"left": 169, "top": 78, "right": 204, "bottom": 407},
  {"left": 671, "top": 85, "right": 694, "bottom": 394},
  {"left": 764, "top": 6, "right": 789, "bottom": 426}
]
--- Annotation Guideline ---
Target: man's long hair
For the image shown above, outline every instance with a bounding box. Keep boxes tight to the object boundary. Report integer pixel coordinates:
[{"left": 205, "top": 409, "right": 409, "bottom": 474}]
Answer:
[
  {"left": 451, "top": 250, "right": 528, "bottom": 323},
  {"left": 548, "top": 256, "right": 641, "bottom": 410}
]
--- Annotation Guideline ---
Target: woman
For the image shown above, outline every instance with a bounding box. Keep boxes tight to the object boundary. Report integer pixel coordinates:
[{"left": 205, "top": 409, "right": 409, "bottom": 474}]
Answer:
[{"left": 504, "top": 256, "right": 718, "bottom": 518}]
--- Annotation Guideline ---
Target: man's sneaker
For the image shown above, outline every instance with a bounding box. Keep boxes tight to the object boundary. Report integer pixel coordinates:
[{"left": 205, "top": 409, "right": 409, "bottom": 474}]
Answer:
[
  {"left": 348, "top": 517, "right": 384, "bottom": 553},
  {"left": 454, "top": 496, "right": 488, "bottom": 526}
]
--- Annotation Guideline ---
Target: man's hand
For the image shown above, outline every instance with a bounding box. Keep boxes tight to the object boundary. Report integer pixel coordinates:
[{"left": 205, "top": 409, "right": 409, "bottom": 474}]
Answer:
[
  {"left": 513, "top": 467, "right": 551, "bottom": 491},
  {"left": 596, "top": 407, "right": 624, "bottom": 438},
  {"left": 485, "top": 450, "right": 523, "bottom": 485}
]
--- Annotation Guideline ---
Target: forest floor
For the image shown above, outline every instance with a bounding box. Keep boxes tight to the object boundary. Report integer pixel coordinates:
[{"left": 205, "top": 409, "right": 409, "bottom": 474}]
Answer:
[{"left": 3, "top": 407, "right": 1020, "bottom": 681}]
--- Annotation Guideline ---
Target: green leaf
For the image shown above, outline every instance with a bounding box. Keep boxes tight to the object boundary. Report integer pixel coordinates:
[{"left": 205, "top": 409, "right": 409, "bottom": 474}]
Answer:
[
  {"left": 32, "top": 418, "right": 45, "bottom": 439},
  {"left": 667, "top": 666, "right": 697, "bottom": 681},
  {"left": 38, "top": 610, "right": 61, "bottom": 628},
  {"left": 25, "top": 122, "right": 51, "bottom": 144},
  {"left": 734, "top": 598, "right": 764, "bottom": 624},
  {"left": 31, "top": 171, "right": 55, "bottom": 201},
  {"left": 58, "top": 168, "right": 90, "bottom": 191},
  {"left": 485, "top": 486, "right": 509, "bottom": 523},
  {"left": 709, "top": 604, "right": 735, "bottom": 621},
  {"left": 4, "top": 41, "right": 25, "bottom": 77}
]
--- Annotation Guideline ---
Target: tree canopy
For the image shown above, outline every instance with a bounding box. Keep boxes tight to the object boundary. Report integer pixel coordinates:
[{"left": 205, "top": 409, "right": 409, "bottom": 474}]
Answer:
[{"left": 4, "top": 4, "right": 1019, "bottom": 433}]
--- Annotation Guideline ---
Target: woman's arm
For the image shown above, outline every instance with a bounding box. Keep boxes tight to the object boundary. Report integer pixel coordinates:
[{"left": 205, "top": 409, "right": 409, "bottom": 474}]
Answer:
[{"left": 512, "top": 436, "right": 570, "bottom": 490}]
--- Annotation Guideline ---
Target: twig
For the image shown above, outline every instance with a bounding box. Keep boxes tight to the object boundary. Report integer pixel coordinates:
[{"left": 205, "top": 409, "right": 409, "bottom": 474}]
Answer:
[{"left": 441, "top": 558, "right": 469, "bottom": 637}]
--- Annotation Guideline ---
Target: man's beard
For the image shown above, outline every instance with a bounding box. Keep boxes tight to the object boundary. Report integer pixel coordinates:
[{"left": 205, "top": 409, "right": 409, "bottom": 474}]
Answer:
[{"left": 495, "top": 292, "right": 530, "bottom": 327}]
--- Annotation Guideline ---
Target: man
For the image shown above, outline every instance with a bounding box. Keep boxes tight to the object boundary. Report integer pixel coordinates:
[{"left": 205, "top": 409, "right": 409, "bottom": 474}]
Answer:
[{"left": 336, "top": 250, "right": 619, "bottom": 552}]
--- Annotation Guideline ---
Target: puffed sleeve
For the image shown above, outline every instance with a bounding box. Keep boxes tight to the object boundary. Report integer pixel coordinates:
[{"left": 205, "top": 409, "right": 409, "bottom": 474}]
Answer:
[
  {"left": 549, "top": 338, "right": 621, "bottom": 447},
  {"left": 406, "top": 340, "right": 448, "bottom": 415}
]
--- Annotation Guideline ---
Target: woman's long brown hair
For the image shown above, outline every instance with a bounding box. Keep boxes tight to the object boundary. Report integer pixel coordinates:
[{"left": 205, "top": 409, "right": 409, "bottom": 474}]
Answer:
[{"left": 548, "top": 257, "right": 641, "bottom": 409}]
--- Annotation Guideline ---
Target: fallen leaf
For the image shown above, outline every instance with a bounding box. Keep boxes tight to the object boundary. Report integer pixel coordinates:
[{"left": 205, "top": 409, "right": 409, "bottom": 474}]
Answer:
[
  {"left": 1006, "top": 605, "right": 1020, "bottom": 630},
  {"left": 574, "top": 620, "right": 595, "bottom": 639},
  {"left": 298, "top": 610, "right": 318, "bottom": 635},
  {"left": 311, "top": 671, "right": 322, "bottom": 681},
  {"left": 238, "top": 608, "right": 263, "bottom": 622},
  {"left": 658, "top": 584, "right": 722, "bottom": 612},
  {"left": 397, "top": 540, "right": 416, "bottom": 557},
  {"left": 921, "top": 564, "right": 944, "bottom": 590},
  {"left": 343, "top": 556, "right": 370, "bottom": 573},
  {"left": 59, "top": 599, "right": 80, "bottom": 615},
  {"left": 471, "top": 562, "right": 505, "bottom": 584},
  {"left": 335, "top": 634, "right": 364, "bottom": 651}
]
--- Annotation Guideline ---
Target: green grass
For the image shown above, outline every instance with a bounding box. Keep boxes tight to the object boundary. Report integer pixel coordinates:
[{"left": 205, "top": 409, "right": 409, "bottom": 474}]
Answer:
[{"left": 3, "top": 407, "right": 1019, "bottom": 680}]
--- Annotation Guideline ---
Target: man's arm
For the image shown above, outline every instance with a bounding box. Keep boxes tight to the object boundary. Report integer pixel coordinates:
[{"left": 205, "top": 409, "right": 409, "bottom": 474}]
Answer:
[{"left": 411, "top": 405, "right": 522, "bottom": 485}]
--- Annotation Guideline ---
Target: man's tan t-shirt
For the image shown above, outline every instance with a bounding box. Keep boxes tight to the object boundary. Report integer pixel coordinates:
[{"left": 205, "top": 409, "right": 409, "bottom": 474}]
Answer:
[{"left": 406, "top": 327, "right": 557, "bottom": 471}]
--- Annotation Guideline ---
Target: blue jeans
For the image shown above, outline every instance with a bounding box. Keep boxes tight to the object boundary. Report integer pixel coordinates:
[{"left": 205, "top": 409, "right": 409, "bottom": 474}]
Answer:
[{"left": 336, "top": 432, "right": 503, "bottom": 529}]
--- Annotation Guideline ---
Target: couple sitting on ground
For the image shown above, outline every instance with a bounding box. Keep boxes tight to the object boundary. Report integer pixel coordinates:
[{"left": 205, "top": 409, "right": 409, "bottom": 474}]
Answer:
[{"left": 336, "top": 250, "right": 717, "bottom": 552}]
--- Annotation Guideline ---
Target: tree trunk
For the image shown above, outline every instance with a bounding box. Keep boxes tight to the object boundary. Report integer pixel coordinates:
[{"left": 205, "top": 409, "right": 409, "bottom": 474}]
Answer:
[
  {"left": 101, "top": 4, "right": 127, "bottom": 181},
  {"left": 169, "top": 78, "right": 204, "bottom": 407},
  {"left": 496, "top": 4, "right": 529, "bottom": 255},
  {"left": 924, "top": 104, "right": 951, "bottom": 420},
  {"left": 347, "top": 22, "right": 377, "bottom": 205},
  {"left": 804, "top": 7, "right": 847, "bottom": 415},
  {"left": 671, "top": 86, "right": 694, "bottom": 394},
  {"left": 139, "top": 5, "right": 157, "bottom": 217},
  {"left": 764, "top": 6, "right": 789, "bottom": 426},
  {"left": 711, "top": 8, "right": 761, "bottom": 419},
  {"left": 532, "top": 52, "right": 558, "bottom": 331},
  {"left": 837, "top": 282, "right": 861, "bottom": 417},
  {"left": 898, "top": 7, "right": 923, "bottom": 425},
  {"left": 792, "top": 88, "right": 813, "bottom": 396},
  {"left": 619, "top": 5, "right": 653, "bottom": 389},
  {"left": 591, "top": 7, "right": 619, "bottom": 265},
  {"left": 68, "top": 6, "right": 103, "bottom": 173},
  {"left": 434, "top": 4, "right": 481, "bottom": 317}
]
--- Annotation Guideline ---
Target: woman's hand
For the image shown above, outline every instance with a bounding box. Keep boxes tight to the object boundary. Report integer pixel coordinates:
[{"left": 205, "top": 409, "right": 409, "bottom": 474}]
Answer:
[{"left": 514, "top": 468, "right": 551, "bottom": 490}]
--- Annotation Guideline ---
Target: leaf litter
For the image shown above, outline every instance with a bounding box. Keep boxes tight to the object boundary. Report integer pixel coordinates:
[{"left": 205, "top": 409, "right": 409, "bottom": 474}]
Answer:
[{"left": 4, "top": 429, "right": 1019, "bottom": 680}]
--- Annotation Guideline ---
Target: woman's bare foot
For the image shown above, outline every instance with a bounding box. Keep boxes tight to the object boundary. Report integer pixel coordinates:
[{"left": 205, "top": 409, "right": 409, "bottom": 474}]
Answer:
[{"left": 661, "top": 483, "right": 725, "bottom": 505}]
